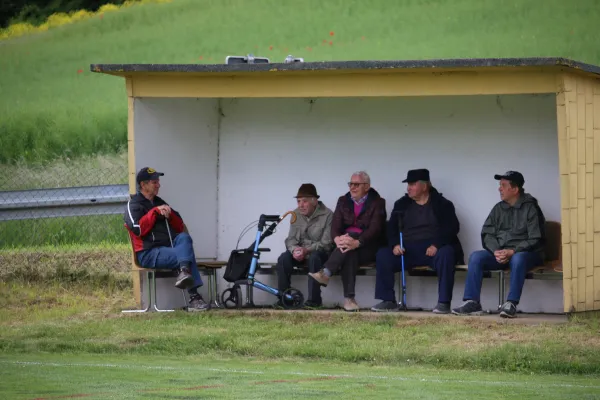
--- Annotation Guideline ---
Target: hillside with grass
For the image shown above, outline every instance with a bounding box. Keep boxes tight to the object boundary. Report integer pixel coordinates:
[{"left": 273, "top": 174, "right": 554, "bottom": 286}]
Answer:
[{"left": 1, "top": 0, "right": 600, "bottom": 167}]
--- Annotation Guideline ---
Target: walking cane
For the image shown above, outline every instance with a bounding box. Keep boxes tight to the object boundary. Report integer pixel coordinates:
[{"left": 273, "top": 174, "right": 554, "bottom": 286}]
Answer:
[{"left": 398, "top": 230, "right": 408, "bottom": 311}]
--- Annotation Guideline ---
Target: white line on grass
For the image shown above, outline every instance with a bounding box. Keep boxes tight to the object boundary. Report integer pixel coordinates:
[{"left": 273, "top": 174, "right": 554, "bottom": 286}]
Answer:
[{"left": 2, "top": 360, "right": 599, "bottom": 390}]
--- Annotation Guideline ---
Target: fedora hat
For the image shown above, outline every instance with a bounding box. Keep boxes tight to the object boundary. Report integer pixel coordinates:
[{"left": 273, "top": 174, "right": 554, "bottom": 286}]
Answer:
[{"left": 294, "top": 183, "right": 320, "bottom": 199}]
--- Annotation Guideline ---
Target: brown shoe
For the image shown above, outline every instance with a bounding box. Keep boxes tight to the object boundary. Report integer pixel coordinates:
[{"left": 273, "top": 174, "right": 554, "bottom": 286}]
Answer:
[
  {"left": 308, "top": 270, "right": 329, "bottom": 286},
  {"left": 344, "top": 297, "right": 359, "bottom": 312}
]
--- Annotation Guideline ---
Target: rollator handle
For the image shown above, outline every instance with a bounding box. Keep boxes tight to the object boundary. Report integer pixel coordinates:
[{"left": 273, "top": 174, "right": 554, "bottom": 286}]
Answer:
[
  {"left": 260, "top": 214, "right": 281, "bottom": 222},
  {"left": 257, "top": 248, "right": 271, "bottom": 252}
]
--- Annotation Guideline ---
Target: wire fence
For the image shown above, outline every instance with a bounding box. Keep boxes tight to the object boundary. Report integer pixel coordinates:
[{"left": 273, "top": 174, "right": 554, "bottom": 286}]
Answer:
[{"left": 0, "top": 152, "right": 129, "bottom": 249}]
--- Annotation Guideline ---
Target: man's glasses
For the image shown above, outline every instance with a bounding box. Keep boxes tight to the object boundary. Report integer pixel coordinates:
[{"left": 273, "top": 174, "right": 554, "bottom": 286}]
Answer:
[{"left": 347, "top": 182, "right": 367, "bottom": 188}]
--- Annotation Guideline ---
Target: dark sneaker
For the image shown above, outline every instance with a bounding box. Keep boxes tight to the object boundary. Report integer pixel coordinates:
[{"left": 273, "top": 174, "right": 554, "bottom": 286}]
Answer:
[
  {"left": 303, "top": 300, "right": 323, "bottom": 309},
  {"left": 451, "top": 300, "right": 483, "bottom": 316},
  {"left": 370, "top": 301, "right": 399, "bottom": 312},
  {"left": 175, "top": 267, "right": 194, "bottom": 289},
  {"left": 432, "top": 302, "right": 450, "bottom": 314},
  {"left": 499, "top": 301, "right": 517, "bottom": 318},
  {"left": 272, "top": 299, "right": 284, "bottom": 308},
  {"left": 308, "top": 270, "right": 329, "bottom": 286},
  {"left": 188, "top": 294, "right": 209, "bottom": 312}
]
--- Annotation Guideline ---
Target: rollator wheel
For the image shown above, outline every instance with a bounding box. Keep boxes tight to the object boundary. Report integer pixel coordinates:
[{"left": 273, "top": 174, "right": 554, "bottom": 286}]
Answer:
[
  {"left": 281, "top": 288, "right": 304, "bottom": 309},
  {"left": 221, "top": 285, "right": 243, "bottom": 309}
]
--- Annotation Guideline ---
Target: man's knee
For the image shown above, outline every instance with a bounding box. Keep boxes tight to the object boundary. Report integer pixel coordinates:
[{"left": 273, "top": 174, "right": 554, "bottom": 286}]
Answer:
[
  {"left": 306, "top": 252, "right": 325, "bottom": 270},
  {"left": 468, "top": 250, "right": 489, "bottom": 268},
  {"left": 376, "top": 247, "right": 395, "bottom": 270},
  {"left": 276, "top": 251, "right": 294, "bottom": 270},
  {"left": 176, "top": 232, "right": 193, "bottom": 245},
  {"left": 510, "top": 252, "right": 536, "bottom": 272},
  {"left": 434, "top": 245, "right": 455, "bottom": 269}
]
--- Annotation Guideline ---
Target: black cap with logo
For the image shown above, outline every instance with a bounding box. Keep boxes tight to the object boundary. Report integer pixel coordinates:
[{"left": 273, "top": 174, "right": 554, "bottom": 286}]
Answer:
[
  {"left": 494, "top": 170, "right": 524, "bottom": 187},
  {"left": 136, "top": 167, "right": 164, "bottom": 184}
]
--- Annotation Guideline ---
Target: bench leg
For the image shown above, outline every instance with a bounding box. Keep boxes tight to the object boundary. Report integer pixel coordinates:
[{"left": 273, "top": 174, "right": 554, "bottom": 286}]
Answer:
[
  {"left": 122, "top": 270, "right": 153, "bottom": 313},
  {"left": 245, "top": 284, "right": 255, "bottom": 307},
  {"left": 498, "top": 270, "right": 505, "bottom": 310},
  {"left": 207, "top": 269, "right": 222, "bottom": 308},
  {"left": 149, "top": 271, "right": 176, "bottom": 312}
]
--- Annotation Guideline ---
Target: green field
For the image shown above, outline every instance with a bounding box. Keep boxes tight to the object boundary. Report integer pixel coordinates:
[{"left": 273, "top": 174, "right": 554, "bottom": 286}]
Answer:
[
  {"left": 1, "top": 0, "right": 600, "bottom": 165},
  {"left": 2, "top": 353, "right": 599, "bottom": 399},
  {"left": 0, "top": 279, "right": 599, "bottom": 399}
]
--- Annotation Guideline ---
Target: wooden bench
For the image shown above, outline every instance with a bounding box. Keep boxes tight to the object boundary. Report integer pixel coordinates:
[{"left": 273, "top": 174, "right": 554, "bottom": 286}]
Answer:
[{"left": 191, "top": 221, "right": 563, "bottom": 310}]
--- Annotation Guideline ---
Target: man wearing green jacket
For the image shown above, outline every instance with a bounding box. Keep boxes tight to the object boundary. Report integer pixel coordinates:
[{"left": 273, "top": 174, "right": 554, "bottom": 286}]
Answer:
[
  {"left": 276, "top": 183, "right": 334, "bottom": 307},
  {"left": 452, "top": 171, "right": 545, "bottom": 318}
]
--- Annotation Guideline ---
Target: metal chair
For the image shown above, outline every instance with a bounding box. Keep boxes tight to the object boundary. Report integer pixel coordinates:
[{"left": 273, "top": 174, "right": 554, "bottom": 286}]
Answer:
[{"left": 122, "top": 226, "right": 187, "bottom": 313}]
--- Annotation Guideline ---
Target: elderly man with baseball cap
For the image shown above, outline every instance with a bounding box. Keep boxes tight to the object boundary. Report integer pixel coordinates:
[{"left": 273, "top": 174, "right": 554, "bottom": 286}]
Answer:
[
  {"left": 275, "top": 183, "right": 334, "bottom": 308},
  {"left": 371, "top": 168, "right": 463, "bottom": 314},
  {"left": 452, "top": 171, "right": 546, "bottom": 318},
  {"left": 123, "top": 167, "right": 209, "bottom": 311}
]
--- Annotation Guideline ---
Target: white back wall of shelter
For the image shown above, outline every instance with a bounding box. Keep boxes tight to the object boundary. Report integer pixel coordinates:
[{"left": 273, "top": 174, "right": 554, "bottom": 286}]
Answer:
[{"left": 134, "top": 94, "right": 563, "bottom": 312}]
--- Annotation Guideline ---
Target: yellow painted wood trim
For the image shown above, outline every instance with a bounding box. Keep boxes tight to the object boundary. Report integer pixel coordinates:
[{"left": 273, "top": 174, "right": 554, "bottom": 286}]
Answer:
[
  {"left": 130, "top": 70, "right": 558, "bottom": 98},
  {"left": 126, "top": 76, "right": 133, "bottom": 97},
  {"left": 126, "top": 93, "right": 140, "bottom": 307}
]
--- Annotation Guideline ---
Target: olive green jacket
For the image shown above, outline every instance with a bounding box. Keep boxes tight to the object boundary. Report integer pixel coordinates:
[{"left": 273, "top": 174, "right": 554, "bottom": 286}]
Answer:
[
  {"left": 285, "top": 202, "right": 334, "bottom": 254},
  {"left": 481, "top": 193, "right": 546, "bottom": 257}
]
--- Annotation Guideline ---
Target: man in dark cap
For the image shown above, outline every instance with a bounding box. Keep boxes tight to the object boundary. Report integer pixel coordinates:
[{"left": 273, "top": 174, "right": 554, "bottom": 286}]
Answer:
[
  {"left": 452, "top": 171, "right": 545, "bottom": 318},
  {"left": 124, "top": 167, "right": 209, "bottom": 311},
  {"left": 275, "top": 183, "right": 334, "bottom": 308},
  {"left": 371, "top": 168, "right": 463, "bottom": 314}
]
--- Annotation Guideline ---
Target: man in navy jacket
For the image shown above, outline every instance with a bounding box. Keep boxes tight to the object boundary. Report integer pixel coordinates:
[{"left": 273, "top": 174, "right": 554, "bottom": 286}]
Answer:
[{"left": 371, "top": 169, "right": 463, "bottom": 314}]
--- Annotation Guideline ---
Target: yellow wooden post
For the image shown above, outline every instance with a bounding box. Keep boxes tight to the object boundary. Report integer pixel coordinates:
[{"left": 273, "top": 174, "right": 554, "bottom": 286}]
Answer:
[
  {"left": 559, "top": 72, "right": 600, "bottom": 313},
  {"left": 126, "top": 76, "right": 141, "bottom": 308}
]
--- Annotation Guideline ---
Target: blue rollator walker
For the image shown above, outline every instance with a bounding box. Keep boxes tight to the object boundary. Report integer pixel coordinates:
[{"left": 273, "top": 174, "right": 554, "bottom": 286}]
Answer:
[{"left": 221, "top": 211, "right": 305, "bottom": 309}]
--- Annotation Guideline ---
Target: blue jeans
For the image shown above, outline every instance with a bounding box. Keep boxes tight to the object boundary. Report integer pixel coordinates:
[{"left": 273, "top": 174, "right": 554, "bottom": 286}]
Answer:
[
  {"left": 375, "top": 241, "right": 456, "bottom": 303},
  {"left": 463, "top": 250, "right": 542, "bottom": 304},
  {"left": 137, "top": 232, "right": 203, "bottom": 293}
]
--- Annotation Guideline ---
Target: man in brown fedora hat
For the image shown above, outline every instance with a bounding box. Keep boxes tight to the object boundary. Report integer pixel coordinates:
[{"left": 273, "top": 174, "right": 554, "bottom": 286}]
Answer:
[{"left": 275, "top": 183, "right": 334, "bottom": 308}]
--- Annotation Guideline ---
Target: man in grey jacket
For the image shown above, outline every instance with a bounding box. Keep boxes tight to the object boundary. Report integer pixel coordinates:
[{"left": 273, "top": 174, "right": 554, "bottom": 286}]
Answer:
[
  {"left": 276, "top": 183, "right": 334, "bottom": 307},
  {"left": 452, "top": 171, "right": 545, "bottom": 318}
]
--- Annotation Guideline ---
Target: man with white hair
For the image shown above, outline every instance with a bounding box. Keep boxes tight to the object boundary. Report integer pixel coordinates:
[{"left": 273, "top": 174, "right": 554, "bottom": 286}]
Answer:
[
  {"left": 275, "top": 183, "right": 334, "bottom": 308},
  {"left": 309, "top": 171, "right": 387, "bottom": 312}
]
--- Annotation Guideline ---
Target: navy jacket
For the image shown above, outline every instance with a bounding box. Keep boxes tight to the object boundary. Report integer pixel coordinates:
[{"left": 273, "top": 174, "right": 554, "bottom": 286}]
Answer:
[{"left": 387, "top": 187, "right": 464, "bottom": 264}]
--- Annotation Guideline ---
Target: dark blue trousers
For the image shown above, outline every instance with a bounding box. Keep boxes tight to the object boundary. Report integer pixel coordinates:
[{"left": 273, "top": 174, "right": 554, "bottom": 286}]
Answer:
[
  {"left": 463, "top": 250, "right": 542, "bottom": 304},
  {"left": 137, "top": 232, "right": 203, "bottom": 294},
  {"left": 375, "top": 241, "right": 456, "bottom": 303}
]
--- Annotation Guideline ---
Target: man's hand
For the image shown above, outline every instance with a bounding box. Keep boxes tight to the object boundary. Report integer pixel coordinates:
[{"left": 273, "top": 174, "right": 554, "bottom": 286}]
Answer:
[
  {"left": 425, "top": 245, "right": 438, "bottom": 257},
  {"left": 393, "top": 245, "right": 405, "bottom": 256},
  {"left": 292, "top": 247, "right": 307, "bottom": 262},
  {"left": 494, "top": 249, "right": 514, "bottom": 264},
  {"left": 335, "top": 234, "right": 359, "bottom": 253},
  {"left": 156, "top": 205, "right": 172, "bottom": 219}
]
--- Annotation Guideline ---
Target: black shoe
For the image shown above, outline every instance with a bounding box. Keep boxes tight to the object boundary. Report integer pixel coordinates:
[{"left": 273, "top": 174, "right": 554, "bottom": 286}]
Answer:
[
  {"left": 370, "top": 301, "right": 399, "bottom": 312},
  {"left": 175, "top": 267, "right": 194, "bottom": 289},
  {"left": 451, "top": 300, "right": 483, "bottom": 316},
  {"left": 303, "top": 300, "right": 323, "bottom": 309},
  {"left": 432, "top": 302, "right": 450, "bottom": 314},
  {"left": 499, "top": 301, "right": 517, "bottom": 318},
  {"left": 188, "top": 294, "right": 209, "bottom": 312}
]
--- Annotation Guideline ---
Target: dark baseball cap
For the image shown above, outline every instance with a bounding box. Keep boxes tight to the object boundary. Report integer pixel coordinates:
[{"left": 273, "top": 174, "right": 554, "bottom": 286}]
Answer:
[
  {"left": 402, "top": 168, "right": 430, "bottom": 183},
  {"left": 494, "top": 170, "right": 524, "bottom": 187},
  {"left": 136, "top": 167, "right": 164, "bottom": 183}
]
